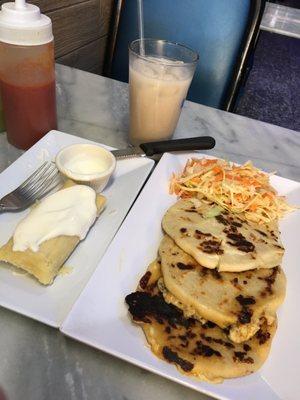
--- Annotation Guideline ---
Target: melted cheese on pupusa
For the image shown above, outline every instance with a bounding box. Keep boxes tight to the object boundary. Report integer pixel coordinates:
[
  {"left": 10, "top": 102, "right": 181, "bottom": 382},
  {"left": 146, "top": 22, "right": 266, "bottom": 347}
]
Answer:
[{"left": 13, "top": 185, "right": 97, "bottom": 252}]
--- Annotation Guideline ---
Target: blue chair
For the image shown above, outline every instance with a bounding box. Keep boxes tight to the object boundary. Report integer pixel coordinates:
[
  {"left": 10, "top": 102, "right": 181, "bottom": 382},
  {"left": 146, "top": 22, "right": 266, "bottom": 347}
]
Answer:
[{"left": 106, "top": 0, "right": 265, "bottom": 111}]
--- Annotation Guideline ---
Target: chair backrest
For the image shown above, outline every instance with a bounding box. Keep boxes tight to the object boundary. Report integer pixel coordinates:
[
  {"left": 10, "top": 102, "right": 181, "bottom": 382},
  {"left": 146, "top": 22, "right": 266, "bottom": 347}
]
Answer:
[{"left": 108, "top": 0, "right": 263, "bottom": 110}]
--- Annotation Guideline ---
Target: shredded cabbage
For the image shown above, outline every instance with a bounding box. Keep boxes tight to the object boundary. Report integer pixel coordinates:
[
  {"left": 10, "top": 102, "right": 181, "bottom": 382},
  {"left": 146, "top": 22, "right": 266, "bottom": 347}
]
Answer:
[{"left": 169, "top": 158, "right": 295, "bottom": 225}]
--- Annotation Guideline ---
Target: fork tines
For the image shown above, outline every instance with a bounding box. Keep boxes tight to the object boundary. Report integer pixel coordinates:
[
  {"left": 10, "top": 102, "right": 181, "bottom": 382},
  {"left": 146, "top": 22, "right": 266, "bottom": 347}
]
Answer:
[{"left": 19, "top": 162, "right": 61, "bottom": 201}]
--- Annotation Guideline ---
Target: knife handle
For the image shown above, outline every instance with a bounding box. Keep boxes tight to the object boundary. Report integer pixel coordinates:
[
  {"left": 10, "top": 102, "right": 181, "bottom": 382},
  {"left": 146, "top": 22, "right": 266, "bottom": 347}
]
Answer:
[{"left": 139, "top": 136, "right": 215, "bottom": 157}]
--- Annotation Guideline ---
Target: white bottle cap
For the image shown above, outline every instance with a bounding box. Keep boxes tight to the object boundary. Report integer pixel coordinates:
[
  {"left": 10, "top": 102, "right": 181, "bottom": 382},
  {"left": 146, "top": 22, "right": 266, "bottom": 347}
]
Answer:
[{"left": 0, "top": 0, "right": 53, "bottom": 46}]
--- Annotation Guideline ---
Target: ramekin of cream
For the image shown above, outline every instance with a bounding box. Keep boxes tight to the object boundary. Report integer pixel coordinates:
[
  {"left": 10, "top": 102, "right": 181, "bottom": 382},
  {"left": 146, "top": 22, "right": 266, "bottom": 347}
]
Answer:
[{"left": 55, "top": 144, "right": 116, "bottom": 192}]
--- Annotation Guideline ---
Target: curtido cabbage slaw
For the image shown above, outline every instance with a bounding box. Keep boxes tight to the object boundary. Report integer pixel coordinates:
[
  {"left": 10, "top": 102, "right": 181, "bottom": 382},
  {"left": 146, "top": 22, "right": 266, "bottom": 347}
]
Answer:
[{"left": 170, "top": 158, "right": 295, "bottom": 225}]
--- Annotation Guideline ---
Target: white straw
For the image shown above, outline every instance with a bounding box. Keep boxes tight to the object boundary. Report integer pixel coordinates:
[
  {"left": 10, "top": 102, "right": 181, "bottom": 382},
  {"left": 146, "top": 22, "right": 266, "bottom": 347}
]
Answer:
[{"left": 137, "top": 0, "right": 145, "bottom": 56}]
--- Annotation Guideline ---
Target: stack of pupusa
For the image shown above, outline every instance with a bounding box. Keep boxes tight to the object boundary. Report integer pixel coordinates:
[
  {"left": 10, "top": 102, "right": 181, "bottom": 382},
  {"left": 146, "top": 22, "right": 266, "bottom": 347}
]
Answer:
[
  {"left": 161, "top": 198, "right": 286, "bottom": 343},
  {"left": 126, "top": 197, "right": 286, "bottom": 382}
]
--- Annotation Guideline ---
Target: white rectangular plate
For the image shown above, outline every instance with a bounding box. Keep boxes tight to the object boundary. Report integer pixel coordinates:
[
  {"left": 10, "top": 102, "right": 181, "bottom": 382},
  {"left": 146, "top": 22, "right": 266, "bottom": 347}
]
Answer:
[
  {"left": 0, "top": 130, "right": 154, "bottom": 327},
  {"left": 61, "top": 152, "right": 300, "bottom": 400}
]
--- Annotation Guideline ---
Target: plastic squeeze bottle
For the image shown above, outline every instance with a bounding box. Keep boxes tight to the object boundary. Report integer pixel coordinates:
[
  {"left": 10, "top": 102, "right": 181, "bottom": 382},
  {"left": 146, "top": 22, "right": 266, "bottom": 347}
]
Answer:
[
  {"left": 0, "top": 0, "right": 57, "bottom": 149},
  {"left": 0, "top": 96, "right": 5, "bottom": 133}
]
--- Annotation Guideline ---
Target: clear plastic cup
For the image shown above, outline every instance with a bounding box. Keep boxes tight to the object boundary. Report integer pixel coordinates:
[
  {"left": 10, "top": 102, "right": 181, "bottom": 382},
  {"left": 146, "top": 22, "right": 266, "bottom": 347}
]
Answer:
[{"left": 129, "top": 39, "right": 198, "bottom": 145}]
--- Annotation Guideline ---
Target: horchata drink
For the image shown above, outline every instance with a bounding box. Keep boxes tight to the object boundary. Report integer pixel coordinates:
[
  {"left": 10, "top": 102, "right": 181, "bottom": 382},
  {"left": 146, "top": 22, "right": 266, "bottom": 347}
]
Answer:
[{"left": 129, "top": 39, "right": 198, "bottom": 145}]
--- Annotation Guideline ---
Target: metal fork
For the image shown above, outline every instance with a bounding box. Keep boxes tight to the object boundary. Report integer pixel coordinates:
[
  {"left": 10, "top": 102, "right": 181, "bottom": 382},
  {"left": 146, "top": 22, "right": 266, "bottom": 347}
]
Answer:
[{"left": 0, "top": 162, "right": 62, "bottom": 212}]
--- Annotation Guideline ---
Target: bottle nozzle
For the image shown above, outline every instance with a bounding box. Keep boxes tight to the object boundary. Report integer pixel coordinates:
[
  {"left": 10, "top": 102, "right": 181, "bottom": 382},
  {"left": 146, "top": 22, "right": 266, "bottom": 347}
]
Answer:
[
  {"left": 0, "top": 0, "right": 53, "bottom": 45},
  {"left": 15, "top": 0, "right": 26, "bottom": 10}
]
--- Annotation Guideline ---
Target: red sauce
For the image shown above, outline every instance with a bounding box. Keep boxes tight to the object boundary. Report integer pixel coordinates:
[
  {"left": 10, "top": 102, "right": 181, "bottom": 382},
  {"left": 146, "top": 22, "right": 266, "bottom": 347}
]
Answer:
[{"left": 1, "top": 79, "right": 57, "bottom": 149}]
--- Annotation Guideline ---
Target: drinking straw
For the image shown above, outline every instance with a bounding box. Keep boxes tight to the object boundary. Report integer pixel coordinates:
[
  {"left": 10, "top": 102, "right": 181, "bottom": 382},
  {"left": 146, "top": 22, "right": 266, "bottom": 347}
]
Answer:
[{"left": 137, "top": 0, "right": 145, "bottom": 55}]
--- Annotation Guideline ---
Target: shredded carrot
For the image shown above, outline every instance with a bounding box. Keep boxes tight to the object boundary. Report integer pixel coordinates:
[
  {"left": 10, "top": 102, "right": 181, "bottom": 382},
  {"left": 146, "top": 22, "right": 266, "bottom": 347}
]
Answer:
[
  {"left": 169, "top": 157, "right": 296, "bottom": 225},
  {"left": 213, "top": 166, "right": 222, "bottom": 174}
]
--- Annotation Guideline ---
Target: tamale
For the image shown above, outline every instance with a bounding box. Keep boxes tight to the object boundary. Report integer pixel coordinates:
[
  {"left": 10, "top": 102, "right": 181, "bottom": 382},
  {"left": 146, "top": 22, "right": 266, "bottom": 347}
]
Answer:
[{"left": 0, "top": 182, "right": 106, "bottom": 284}]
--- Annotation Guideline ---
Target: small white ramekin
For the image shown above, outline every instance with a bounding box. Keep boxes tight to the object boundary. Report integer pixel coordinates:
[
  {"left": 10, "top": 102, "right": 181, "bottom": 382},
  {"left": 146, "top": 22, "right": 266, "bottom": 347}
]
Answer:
[{"left": 55, "top": 143, "right": 116, "bottom": 192}]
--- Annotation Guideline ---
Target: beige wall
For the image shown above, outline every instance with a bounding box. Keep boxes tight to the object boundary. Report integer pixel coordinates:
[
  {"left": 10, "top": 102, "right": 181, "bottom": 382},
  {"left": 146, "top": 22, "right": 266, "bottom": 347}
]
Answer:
[{"left": 0, "top": 0, "right": 115, "bottom": 74}]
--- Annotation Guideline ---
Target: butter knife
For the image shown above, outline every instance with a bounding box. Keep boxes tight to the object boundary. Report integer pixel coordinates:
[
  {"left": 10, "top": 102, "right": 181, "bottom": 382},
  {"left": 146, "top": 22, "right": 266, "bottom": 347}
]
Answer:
[{"left": 111, "top": 136, "right": 215, "bottom": 159}]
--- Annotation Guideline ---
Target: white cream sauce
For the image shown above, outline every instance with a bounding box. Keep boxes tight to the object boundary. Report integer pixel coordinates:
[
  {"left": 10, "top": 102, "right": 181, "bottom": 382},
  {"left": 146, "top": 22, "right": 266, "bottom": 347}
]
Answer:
[
  {"left": 64, "top": 153, "right": 108, "bottom": 176},
  {"left": 13, "top": 185, "right": 97, "bottom": 252}
]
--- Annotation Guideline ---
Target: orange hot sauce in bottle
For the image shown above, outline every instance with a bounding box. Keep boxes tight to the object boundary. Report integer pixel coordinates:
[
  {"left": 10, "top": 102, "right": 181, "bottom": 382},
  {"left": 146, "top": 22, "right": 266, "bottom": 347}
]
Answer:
[{"left": 0, "top": 1, "right": 57, "bottom": 150}]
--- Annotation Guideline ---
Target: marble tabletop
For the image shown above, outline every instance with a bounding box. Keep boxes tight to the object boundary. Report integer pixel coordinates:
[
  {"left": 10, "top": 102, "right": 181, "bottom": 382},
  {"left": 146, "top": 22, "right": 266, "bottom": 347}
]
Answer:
[
  {"left": 261, "top": 2, "right": 300, "bottom": 39},
  {"left": 0, "top": 64, "right": 299, "bottom": 400}
]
